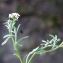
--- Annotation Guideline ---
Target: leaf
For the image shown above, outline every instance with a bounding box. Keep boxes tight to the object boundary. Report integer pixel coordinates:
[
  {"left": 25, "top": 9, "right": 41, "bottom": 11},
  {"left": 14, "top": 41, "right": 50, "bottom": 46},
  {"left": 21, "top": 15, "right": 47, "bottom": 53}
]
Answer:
[
  {"left": 17, "top": 24, "right": 21, "bottom": 32},
  {"left": 49, "top": 39, "right": 53, "bottom": 43},
  {"left": 3, "top": 34, "right": 10, "bottom": 38},
  {"left": 18, "top": 36, "right": 29, "bottom": 42},
  {"left": 47, "top": 40, "right": 49, "bottom": 42},
  {"left": 14, "top": 27, "right": 17, "bottom": 34},
  {"left": 57, "top": 38, "right": 61, "bottom": 42},
  {"left": 55, "top": 35, "right": 57, "bottom": 40},
  {"left": 1, "top": 37, "right": 10, "bottom": 45},
  {"left": 42, "top": 40, "right": 46, "bottom": 43},
  {"left": 3, "top": 34, "right": 14, "bottom": 38},
  {"left": 51, "top": 40, "right": 56, "bottom": 50},
  {"left": 10, "top": 20, "right": 13, "bottom": 30},
  {"left": 49, "top": 34, "right": 54, "bottom": 38}
]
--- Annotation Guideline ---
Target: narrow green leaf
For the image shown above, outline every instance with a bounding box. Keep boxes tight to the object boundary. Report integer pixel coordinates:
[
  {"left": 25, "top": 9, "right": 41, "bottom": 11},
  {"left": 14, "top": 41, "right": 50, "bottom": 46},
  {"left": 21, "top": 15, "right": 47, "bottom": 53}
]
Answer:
[
  {"left": 49, "top": 39, "right": 53, "bottom": 43},
  {"left": 18, "top": 36, "right": 29, "bottom": 42},
  {"left": 17, "top": 24, "right": 21, "bottom": 32},
  {"left": 14, "top": 27, "right": 17, "bottom": 34},
  {"left": 10, "top": 20, "right": 13, "bottom": 30},
  {"left": 55, "top": 35, "right": 57, "bottom": 40},
  {"left": 14, "top": 27, "right": 17, "bottom": 42},
  {"left": 3, "top": 34, "right": 10, "bottom": 38},
  {"left": 42, "top": 40, "right": 46, "bottom": 43},
  {"left": 1, "top": 37, "right": 10, "bottom": 45},
  {"left": 57, "top": 39, "right": 60, "bottom": 42},
  {"left": 49, "top": 34, "right": 54, "bottom": 38},
  {"left": 51, "top": 41, "right": 56, "bottom": 50},
  {"left": 3, "top": 34, "right": 14, "bottom": 38}
]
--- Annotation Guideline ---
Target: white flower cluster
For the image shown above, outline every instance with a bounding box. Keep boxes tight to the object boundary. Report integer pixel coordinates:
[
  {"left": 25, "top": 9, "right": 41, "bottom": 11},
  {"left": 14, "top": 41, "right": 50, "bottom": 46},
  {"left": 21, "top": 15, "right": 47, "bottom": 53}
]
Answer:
[
  {"left": 5, "top": 13, "right": 20, "bottom": 30},
  {"left": 9, "top": 13, "right": 20, "bottom": 20}
]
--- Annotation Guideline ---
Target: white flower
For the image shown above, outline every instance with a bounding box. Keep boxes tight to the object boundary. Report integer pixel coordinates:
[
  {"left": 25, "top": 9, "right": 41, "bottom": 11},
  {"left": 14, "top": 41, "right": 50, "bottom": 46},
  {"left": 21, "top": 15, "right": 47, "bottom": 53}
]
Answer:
[
  {"left": 9, "top": 13, "right": 20, "bottom": 20},
  {"left": 9, "top": 14, "right": 13, "bottom": 19}
]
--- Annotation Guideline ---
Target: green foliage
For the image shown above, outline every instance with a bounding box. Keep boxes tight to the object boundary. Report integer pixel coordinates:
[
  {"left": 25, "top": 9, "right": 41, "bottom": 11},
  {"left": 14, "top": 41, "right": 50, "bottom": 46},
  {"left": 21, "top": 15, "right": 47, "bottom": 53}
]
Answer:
[
  {"left": 41, "top": 34, "right": 60, "bottom": 50},
  {"left": 25, "top": 34, "right": 61, "bottom": 63},
  {"left": 2, "top": 13, "right": 63, "bottom": 63},
  {"left": 2, "top": 37, "right": 10, "bottom": 45}
]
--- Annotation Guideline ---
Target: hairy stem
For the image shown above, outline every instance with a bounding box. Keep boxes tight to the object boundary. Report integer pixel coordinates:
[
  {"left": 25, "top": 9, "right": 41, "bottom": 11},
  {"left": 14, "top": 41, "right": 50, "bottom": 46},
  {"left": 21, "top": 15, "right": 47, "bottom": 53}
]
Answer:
[
  {"left": 11, "top": 35, "right": 23, "bottom": 63},
  {"left": 28, "top": 53, "right": 36, "bottom": 63}
]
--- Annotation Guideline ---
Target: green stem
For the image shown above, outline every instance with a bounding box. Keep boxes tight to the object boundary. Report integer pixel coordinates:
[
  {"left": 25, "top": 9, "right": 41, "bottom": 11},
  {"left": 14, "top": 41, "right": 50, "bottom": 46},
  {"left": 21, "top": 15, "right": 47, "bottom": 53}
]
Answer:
[
  {"left": 28, "top": 53, "right": 36, "bottom": 63},
  {"left": 15, "top": 50, "right": 23, "bottom": 63},
  {"left": 11, "top": 37, "right": 23, "bottom": 63},
  {"left": 19, "top": 57, "right": 23, "bottom": 63},
  {"left": 11, "top": 37, "right": 14, "bottom": 44},
  {"left": 11, "top": 33, "right": 23, "bottom": 63}
]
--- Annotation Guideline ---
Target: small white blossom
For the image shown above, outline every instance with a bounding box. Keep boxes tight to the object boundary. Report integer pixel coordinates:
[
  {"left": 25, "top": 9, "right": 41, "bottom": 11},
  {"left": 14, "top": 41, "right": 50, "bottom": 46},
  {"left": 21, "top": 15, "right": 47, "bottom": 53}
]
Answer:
[
  {"left": 9, "top": 14, "right": 13, "bottom": 19},
  {"left": 9, "top": 13, "right": 20, "bottom": 20}
]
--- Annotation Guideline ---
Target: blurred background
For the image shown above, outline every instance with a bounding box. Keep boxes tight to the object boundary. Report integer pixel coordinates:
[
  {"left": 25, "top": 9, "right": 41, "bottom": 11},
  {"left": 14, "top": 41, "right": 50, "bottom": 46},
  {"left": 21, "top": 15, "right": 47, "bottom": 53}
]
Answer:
[{"left": 0, "top": 0, "right": 63, "bottom": 63}]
